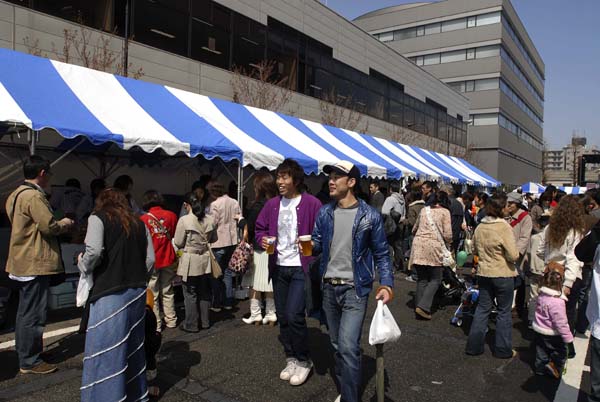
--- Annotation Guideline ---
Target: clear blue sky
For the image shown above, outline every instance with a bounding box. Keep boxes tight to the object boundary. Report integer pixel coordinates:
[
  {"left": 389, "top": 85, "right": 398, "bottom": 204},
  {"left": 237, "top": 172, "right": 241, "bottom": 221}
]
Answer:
[{"left": 322, "top": 0, "right": 600, "bottom": 150}]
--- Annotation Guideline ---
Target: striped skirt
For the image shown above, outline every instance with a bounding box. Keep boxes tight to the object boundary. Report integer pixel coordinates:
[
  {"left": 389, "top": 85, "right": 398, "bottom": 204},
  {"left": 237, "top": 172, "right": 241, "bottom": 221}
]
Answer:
[
  {"left": 242, "top": 250, "right": 273, "bottom": 293},
  {"left": 81, "top": 287, "right": 148, "bottom": 402}
]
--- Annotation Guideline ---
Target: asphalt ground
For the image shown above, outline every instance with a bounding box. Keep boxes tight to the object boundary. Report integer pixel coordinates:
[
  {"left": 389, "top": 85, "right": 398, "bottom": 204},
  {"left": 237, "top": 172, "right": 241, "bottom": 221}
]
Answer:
[{"left": 0, "top": 271, "right": 591, "bottom": 402}]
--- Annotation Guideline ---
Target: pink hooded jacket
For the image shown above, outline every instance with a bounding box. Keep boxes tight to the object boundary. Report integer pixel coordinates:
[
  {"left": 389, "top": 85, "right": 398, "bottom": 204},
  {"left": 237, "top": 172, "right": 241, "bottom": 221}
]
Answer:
[{"left": 532, "top": 287, "right": 574, "bottom": 343}]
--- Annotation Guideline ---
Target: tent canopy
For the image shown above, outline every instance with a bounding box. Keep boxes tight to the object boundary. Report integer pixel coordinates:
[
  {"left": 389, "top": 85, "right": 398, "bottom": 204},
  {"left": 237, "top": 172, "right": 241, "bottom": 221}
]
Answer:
[
  {"left": 559, "top": 186, "right": 588, "bottom": 195},
  {"left": 520, "top": 182, "right": 546, "bottom": 194},
  {"left": 0, "top": 48, "right": 498, "bottom": 186}
]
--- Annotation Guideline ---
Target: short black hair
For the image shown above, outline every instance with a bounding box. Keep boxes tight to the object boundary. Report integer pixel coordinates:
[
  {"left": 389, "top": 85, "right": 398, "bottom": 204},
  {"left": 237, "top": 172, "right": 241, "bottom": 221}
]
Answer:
[
  {"left": 422, "top": 180, "right": 436, "bottom": 190},
  {"left": 113, "top": 175, "right": 133, "bottom": 191},
  {"left": 90, "top": 178, "right": 106, "bottom": 194},
  {"left": 65, "top": 178, "right": 80, "bottom": 189},
  {"left": 23, "top": 155, "right": 50, "bottom": 180},
  {"left": 142, "top": 190, "right": 165, "bottom": 210},
  {"left": 276, "top": 158, "right": 304, "bottom": 188},
  {"left": 477, "top": 192, "right": 489, "bottom": 203},
  {"left": 370, "top": 179, "right": 380, "bottom": 187},
  {"left": 389, "top": 181, "right": 400, "bottom": 193}
]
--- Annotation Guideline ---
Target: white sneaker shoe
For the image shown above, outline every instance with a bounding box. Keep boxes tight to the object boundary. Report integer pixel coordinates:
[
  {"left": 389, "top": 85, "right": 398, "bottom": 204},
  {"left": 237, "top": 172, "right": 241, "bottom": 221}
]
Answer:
[
  {"left": 289, "top": 360, "right": 313, "bottom": 386},
  {"left": 279, "top": 359, "right": 297, "bottom": 381},
  {"left": 333, "top": 395, "right": 341, "bottom": 402}
]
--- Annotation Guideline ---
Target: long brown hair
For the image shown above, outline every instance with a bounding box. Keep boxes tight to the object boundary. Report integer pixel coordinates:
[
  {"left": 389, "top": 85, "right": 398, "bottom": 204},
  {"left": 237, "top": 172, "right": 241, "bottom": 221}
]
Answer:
[
  {"left": 253, "top": 170, "right": 277, "bottom": 201},
  {"left": 547, "top": 195, "right": 586, "bottom": 249},
  {"left": 94, "top": 188, "right": 139, "bottom": 236}
]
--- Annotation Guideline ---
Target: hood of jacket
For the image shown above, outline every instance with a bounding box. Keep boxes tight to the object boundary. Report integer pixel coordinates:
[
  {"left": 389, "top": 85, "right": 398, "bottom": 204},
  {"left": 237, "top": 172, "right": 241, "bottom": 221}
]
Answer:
[
  {"left": 540, "top": 286, "right": 569, "bottom": 301},
  {"left": 480, "top": 216, "right": 506, "bottom": 224},
  {"left": 408, "top": 200, "right": 425, "bottom": 207}
]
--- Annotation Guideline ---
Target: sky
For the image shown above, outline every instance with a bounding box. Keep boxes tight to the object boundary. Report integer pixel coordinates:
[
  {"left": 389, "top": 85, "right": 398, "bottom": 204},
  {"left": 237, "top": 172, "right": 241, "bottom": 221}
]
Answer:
[{"left": 321, "top": 0, "right": 600, "bottom": 150}]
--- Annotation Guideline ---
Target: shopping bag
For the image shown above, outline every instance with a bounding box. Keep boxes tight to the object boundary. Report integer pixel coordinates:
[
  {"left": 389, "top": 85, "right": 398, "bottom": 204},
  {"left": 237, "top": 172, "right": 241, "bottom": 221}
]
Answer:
[
  {"left": 76, "top": 272, "right": 93, "bottom": 307},
  {"left": 369, "top": 300, "right": 401, "bottom": 345}
]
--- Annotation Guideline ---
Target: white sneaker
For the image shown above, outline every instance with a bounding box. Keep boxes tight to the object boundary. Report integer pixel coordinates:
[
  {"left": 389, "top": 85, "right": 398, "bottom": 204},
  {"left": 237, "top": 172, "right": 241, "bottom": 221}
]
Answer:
[
  {"left": 279, "top": 359, "right": 297, "bottom": 381},
  {"left": 289, "top": 360, "right": 313, "bottom": 386},
  {"left": 334, "top": 395, "right": 341, "bottom": 402}
]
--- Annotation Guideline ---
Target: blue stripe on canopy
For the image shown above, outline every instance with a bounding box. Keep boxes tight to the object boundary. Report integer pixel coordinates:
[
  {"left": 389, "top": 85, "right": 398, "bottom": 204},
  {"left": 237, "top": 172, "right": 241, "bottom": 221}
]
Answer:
[{"left": 115, "top": 76, "right": 240, "bottom": 161}]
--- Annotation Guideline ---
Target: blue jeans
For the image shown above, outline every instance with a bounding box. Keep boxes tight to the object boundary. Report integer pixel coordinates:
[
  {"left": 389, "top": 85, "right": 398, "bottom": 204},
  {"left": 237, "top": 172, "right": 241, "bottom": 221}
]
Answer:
[
  {"left": 322, "top": 283, "right": 368, "bottom": 402},
  {"left": 211, "top": 246, "right": 235, "bottom": 308},
  {"left": 466, "top": 276, "right": 514, "bottom": 358},
  {"left": 15, "top": 275, "right": 50, "bottom": 369},
  {"left": 272, "top": 265, "right": 310, "bottom": 362}
]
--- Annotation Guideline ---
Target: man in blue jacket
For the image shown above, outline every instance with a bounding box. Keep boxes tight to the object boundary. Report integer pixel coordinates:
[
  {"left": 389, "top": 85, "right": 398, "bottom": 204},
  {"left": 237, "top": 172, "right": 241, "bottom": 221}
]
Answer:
[{"left": 312, "top": 161, "right": 394, "bottom": 402}]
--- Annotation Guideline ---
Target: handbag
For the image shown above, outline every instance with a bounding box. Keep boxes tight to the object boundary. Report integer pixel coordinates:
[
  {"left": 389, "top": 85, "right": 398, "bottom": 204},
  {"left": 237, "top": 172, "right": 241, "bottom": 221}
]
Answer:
[
  {"left": 228, "top": 241, "right": 254, "bottom": 274},
  {"left": 424, "top": 206, "right": 456, "bottom": 268},
  {"left": 208, "top": 248, "right": 222, "bottom": 278}
]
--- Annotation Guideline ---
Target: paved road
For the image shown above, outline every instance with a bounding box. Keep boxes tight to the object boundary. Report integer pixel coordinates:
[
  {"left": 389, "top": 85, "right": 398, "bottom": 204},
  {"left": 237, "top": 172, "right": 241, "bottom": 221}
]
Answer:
[{"left": 0, "top": 272, "right": 592, "bottom": 402}]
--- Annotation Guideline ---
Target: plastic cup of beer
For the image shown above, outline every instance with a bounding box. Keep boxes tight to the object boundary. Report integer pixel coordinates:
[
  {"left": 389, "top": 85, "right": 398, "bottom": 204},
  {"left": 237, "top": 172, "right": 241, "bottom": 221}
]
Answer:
[
  {"left": 299, "top": 235, "right": 312, "bottom": 256},
  {"left": 265, "top": 236, "right": 276, "bottom": 255}
]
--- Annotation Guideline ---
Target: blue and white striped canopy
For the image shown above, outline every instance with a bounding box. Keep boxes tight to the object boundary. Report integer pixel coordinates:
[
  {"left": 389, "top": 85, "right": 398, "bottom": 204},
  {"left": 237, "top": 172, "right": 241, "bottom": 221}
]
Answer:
[
  {"left": 559, "top": 186, "right": 588, "bottom": 195},
  {"left": 0, "top": 48, "right": 498, "bottom": 186},
  {"left": 521, "top": 182, "right": 546, "bottom": 194}
]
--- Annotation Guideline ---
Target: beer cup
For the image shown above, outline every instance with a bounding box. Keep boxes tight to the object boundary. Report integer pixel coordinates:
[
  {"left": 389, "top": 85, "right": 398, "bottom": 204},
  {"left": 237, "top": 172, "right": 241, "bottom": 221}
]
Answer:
[
  {"left": 299, "top": 235, "right": 312, "bottom": 256},
  {"left": 265, "top": 236, "right": 276, "bottom": 255}
]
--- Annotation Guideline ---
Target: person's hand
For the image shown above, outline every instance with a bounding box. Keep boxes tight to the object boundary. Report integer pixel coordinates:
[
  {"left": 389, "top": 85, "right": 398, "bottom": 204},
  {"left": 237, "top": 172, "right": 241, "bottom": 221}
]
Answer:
[
  {"left": 59, "top": 217, "right": 74, "bottom": 227},
  {"left": 376, "top": 288, "right": 391, "bottom": 304},
  {"left": 261, "top": 237, "right": 270, "bottom": 251},
  {"left": 563, "top": 286, "right": 571, "bottom": 296}
]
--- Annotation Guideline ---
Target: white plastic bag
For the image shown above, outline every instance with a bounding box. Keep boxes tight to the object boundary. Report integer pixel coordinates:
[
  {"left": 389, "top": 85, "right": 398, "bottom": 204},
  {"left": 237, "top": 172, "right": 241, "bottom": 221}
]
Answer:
[
  {"left": 76, "top": 273, "right": 93, "bottom": 307},
  {"left": 369, "top": 300, "right": 401, "bottom": 345}
]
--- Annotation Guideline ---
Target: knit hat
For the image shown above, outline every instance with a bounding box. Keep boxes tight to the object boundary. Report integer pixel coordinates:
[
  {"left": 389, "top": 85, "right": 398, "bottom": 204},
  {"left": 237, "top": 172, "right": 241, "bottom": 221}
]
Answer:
[{"left": 507, "top": 191, "right": 522, "bottom": 205}]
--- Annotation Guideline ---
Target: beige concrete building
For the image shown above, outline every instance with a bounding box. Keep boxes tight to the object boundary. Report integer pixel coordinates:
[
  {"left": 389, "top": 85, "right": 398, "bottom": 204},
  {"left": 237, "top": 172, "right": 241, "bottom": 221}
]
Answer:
[
  {"left": 354, "top": 0, "right": 545, "bottom": 186},
  {"left": 543, "top": 137, "right": 600, "bottom": 186}
]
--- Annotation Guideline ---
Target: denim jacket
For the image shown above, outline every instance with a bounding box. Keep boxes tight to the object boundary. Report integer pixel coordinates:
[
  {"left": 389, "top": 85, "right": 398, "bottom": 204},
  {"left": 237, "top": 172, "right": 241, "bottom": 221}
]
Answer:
[{"left": 312, "top": 199, "right": 393, "bottom": 298}]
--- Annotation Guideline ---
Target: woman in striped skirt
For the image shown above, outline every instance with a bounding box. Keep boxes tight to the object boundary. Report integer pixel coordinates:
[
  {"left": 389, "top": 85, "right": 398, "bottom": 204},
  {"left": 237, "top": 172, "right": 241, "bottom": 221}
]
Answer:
[{"left": 78, "top": 188, "right": 155, "bottom": 402}]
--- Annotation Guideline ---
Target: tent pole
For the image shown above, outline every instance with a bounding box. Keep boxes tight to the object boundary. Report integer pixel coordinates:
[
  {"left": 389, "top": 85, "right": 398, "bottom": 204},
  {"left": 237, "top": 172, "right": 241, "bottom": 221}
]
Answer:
[
  {"left": 237, "top": 161, "right": 243, "bottom": 211},
  {"left": 50, "top": 137, "right": 86, "bottom": 168},
  {"left": 27, "top": 129, "right": 36, "bottom": 156}
]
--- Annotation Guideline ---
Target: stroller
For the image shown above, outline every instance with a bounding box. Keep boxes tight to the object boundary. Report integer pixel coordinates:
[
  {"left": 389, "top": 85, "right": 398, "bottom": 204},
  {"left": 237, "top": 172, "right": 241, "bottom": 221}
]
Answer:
[
  {"left": 438, "top": 265, "right": 468, "bottom": 303},
  {"left": 450, "top": 285, "right": 479, "bottom": 327}
]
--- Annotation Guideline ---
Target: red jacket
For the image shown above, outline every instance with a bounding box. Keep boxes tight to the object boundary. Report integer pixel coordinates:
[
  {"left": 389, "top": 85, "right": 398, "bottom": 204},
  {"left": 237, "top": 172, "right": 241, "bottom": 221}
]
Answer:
[{"left": 141, "top": 207, "right": 178, "bottom": 269}]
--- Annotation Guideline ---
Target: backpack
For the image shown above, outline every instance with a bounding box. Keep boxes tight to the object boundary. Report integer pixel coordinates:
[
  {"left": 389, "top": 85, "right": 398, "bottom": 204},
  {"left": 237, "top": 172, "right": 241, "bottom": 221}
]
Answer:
[{"left": 383, "top": 212, "right": 397, "bottom": 237}]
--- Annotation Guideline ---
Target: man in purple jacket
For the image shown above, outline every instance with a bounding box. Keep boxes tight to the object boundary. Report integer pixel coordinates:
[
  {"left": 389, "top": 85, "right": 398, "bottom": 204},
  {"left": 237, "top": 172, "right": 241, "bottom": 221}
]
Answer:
[{"left": 255, "top": 158, "right": 322, "bottom": 386}]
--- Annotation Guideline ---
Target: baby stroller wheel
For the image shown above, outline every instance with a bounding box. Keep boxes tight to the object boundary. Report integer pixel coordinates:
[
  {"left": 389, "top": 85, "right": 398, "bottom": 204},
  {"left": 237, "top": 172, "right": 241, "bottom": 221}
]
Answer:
[{"left": 456, "top": 318, "right": 463, "bottom": 327}]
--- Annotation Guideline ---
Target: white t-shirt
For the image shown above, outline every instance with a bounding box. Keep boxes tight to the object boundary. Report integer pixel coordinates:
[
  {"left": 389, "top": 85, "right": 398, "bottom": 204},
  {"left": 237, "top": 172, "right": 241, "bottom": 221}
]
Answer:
[{"left": 276, "top": 195, "right": 302, "bottom": 266}]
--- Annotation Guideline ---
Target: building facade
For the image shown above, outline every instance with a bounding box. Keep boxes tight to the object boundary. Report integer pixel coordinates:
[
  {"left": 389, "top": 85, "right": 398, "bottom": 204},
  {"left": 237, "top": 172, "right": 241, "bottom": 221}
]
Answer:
[
  {"left": 543, "top": 137, "right": 600, "bottom": 186},
  {"left": 0, "top": 0, "right": 471, "bottom": 160},
  {"left": 354, "top": 0, "right": 545, "bottom": 186}
]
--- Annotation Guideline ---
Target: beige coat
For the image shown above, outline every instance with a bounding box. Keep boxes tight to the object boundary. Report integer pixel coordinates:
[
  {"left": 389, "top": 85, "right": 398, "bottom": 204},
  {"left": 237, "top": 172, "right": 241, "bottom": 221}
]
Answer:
[
  {"left": 5, "top": 184, "right": 69, "bottom": 276},
  {"left": 411, "top": 206, "right": 452, "bottom": 267},
  {"left": 174, "top": 213, "right": 217, "bottom": 281},
  {"left": 473, "top": 217, "right": 519, "bottom": 278},
  {"left": 209, "top": 195, "right": 241, "bottom": 249}
]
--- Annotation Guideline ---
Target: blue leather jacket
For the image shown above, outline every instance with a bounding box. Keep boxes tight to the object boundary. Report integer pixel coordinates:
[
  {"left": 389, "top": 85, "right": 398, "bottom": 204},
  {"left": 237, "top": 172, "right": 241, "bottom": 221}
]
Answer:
[{"left": 312, "top": 198, "right": 393, "bottom": 298}]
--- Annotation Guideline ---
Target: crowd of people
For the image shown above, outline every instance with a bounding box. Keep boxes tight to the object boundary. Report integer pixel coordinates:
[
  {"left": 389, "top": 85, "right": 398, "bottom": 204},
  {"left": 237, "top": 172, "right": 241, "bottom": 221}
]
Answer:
[{"left": 5, "top": 154, "right": 600, "bottom": 402}]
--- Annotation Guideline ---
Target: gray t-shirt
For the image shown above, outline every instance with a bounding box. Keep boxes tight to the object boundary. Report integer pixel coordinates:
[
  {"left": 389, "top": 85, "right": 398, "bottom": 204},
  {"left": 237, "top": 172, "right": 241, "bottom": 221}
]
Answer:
[{"left": 324, "top": 204, "right": 359, "bottom": 282}]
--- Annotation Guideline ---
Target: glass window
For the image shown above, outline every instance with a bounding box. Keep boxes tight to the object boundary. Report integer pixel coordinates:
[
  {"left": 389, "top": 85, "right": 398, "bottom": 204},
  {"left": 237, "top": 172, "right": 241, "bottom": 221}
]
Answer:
[
  {"left": 415, "top": 56, "right": 424, "bottom": 66},
  {"left": 476, "top": 45, "right": 500, "bottom": 59},
  {"left": 440, "top": 49, "right": 466, "bottom": 63},
  {"left": 395, "top": 28, "right": 417, "bottom": 40},
  {"left": 474, "top": 78, "right": 499, "bottom": 91},
  {"left": 441, "top": 18, "right": 467, "bottom": 32},
  {"left": 472, "top": 113, "right": 498, "bottom": 126},
  {"left": 466, "top": 48, "right": 476, "bottom": 60},
  {"left": 465, "top": 80, "right": 475, "bottom": 92},
  {"left": 476, "top": 11, "right": 501, "bottom": 26},
  {"left": 424, "top": 23, "right": 441, "bottom": 35},
  {"left": 416, "top": 26, "right": 425, "bottom": 36},
  {"left": 379, "top": 31, "right": 394, "bottom": 42},
  {"left": 191, "top": 19, "right": 230, "bottom": 69},
  {"left": 423, "top": 53, "right": 440, "bottom": 65},
  {"left": 35, "top": 0, "right": 119, "bottom": 31},
  {"left": 448, "top": 81, "right": 466, "bottom": 92},
  {"left": 389, "top": 100, "right": 403, "bottom": 126},
  {"left": 467, "top": 16, "right": 476, "bottom": 28},
  {"left": 135, "top": 0, "right": 190, "bottom": 57}
]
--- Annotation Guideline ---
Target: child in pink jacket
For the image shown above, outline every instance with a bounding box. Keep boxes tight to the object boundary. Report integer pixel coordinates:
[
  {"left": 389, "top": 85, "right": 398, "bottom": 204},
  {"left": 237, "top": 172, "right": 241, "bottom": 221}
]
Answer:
[{"left": 532, "top": 262, "right": 574, "bottom": 379}]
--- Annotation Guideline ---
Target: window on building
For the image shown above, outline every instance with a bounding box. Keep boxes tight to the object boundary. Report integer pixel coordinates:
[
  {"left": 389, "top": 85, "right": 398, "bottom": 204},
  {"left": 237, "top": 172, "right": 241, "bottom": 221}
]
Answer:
[
  {"left": 476, "top": 11, "right": 501, "bottom": 26},
  {"left": 471, "top": 114, "right": 498, "bottom": 126},
  {"left": 466, "top": 48, "right": 476, "bottom": 60},
  {"left": 415, "top": 56, "right": 424, "bottom": 66},
  {"left": 465, "top": 80, "right": 475, "bottom": 92},
  {"left": 474, "top": 78, "right": 499, "bottom": 91},
  {"left": 424, "top": 23, "right": 441, "bottom": 35},
  {"left": 440, "top": 49, "right": 466, "bottom": 63},
  {"left": 476, "top": 45, "right": 500, "bottom": 59},
  {"left": 416, "top": 26, "right": 425, "bottom": 36},
  {"left": 232, "top": 14, "right": 266, "bottom": 69},
  {"left": 467, "top": 16, "right": 477, "bottom": 28},
  {"left": 33, "top": 0, "right": 115, "bottom": 32},
  {"left": 395, "top": 27, "right": 417, "bottom": 40},
  {"left": 379, "top": 31, "right": 394, "bottom": 42},
  {"left": 134, "top": 0, "right": 190, "bottom": 57},
  {"left": 441, "top": 18, "right": 467, "bottom": 32},
  {"left": 423, "top": 53, "right": 440, "bottom": 65}
]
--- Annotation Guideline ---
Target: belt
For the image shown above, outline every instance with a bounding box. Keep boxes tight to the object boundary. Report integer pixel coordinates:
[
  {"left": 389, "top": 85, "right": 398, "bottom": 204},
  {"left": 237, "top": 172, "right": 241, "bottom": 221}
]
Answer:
[
  {"left": 324, "top": 278, "right": 353, "bottom": 286},
  {"left": 184, "top": 248, "right": 207, "bottom": 255}
]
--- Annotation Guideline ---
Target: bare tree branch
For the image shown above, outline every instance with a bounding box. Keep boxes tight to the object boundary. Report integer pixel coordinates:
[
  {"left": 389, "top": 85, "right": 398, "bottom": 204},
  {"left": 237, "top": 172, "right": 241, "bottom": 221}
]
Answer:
[
  {"left": 230, "top": 60, "right": 293, "bottom": 112},
  {"left": 318, "top": 88, "right": 366, "bottom": 132}
]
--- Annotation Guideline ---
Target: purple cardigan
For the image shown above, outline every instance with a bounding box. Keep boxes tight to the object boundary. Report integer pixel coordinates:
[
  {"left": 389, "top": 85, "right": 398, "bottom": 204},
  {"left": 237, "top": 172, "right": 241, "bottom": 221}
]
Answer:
[{"left": 255, "top": 193, "right": 322, "bottom": 273}]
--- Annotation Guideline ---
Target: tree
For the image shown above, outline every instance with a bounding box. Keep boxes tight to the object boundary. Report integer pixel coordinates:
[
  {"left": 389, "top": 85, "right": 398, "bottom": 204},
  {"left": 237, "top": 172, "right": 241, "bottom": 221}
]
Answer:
[
  {"left": 318, "top": 88, "right": 367, "bottom": 133},
  {"left": 230, "top": 60, "right": 293, "bottom": 112},
  {"left": 23, "top": 24, "right": 143, "bottom": 79}
]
